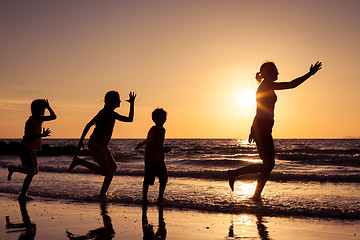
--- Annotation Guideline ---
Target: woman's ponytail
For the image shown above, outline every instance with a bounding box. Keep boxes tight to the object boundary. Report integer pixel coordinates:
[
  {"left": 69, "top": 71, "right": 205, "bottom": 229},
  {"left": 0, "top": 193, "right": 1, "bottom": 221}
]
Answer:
[
  {"left": 255, "top": 72, "right": 263, "bottom": 83},
  {"left": 256, "top": 61, "right": 276, "bottom": 83}
]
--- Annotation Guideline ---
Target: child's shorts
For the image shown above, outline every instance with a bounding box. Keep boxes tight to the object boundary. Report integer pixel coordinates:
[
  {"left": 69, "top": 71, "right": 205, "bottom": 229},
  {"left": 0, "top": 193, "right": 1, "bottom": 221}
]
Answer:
[
  {"left": 88, "top": 138, "right": 117, "bottom": 174},
  {"left": 144, "top": 162, "right": 168, "bottom": 185},
  {"left": 20, "top": 147, "right": 38, "bottom": 174}
]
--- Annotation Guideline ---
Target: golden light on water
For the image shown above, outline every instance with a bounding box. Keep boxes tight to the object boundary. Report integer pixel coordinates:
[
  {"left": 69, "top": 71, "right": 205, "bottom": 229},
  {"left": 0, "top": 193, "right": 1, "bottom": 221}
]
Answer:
[
  {"left": 236, "top": 139, "right": 255, "bottom": 147},
  {"left": 235, "top": 182, "right": 257, "bottom": 196},
  {"left": 236, "top": 214, "right": 256, "bottom": 227},
  {"left": 241, "top": 158, "right": 263, "bottom": 163},
  {"left": 230, "top": 214, "right": 258, "bottom": 238}
]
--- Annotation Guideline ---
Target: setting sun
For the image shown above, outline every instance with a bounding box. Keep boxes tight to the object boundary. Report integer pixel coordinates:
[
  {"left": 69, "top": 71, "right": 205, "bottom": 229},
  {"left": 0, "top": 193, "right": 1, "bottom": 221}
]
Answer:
[{"left": 235, "top": 89, "right": 256, "bottom": 110}]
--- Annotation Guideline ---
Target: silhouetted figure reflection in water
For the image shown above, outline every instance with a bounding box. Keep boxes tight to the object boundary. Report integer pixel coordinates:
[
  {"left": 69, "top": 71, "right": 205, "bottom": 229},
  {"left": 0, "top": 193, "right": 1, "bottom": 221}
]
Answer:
[
  {"left": 256, "top": 215, "right": 271, "bottom": 240},
  {"left": 6, "top": 200, "right": 36, "bottom": 240},
  {"left": 227, "top": 215, "right": 270, "bottom": 240},
  {"left": 7, "top": 99, "right": 56, "bottom": 201},
  {"left": 228, "top": 220, "right": 235, "bottom": 238},
  {"left": 66, "top": 201, "right": 115, "bottom": 240},
  {"left": 227, "top": 61, "right": 322, "bottom": 200},
  {"left": 69, "top": 91, "right": 136, "bottom": 198},
  {"left": 142, "top": 205, "right": 167, "bottom": 240}
]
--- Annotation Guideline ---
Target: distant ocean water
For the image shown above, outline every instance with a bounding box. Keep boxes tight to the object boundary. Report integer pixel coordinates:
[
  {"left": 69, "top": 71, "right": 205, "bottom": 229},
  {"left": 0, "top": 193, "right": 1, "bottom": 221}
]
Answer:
[{"left": 0, "top": 138, "right": 359, "bottom": 219}]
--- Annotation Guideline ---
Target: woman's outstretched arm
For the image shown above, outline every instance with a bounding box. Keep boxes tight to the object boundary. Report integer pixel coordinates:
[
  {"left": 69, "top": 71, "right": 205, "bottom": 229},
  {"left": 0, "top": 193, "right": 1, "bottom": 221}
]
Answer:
[{"left": 273, "top": 61, "right": 322, "bottom": 90}]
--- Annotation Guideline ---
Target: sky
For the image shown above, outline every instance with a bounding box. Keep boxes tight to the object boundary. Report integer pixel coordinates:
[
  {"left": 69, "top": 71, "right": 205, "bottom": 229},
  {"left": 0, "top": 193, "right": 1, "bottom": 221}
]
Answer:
[{"left": 1, "top": 0, "right": 359, "bottom": 139}]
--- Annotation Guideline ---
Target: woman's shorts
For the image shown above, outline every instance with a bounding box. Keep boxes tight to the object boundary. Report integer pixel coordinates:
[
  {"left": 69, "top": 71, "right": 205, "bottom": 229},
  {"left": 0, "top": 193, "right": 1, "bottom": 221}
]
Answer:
[
  {"left": 88, "top": 138, "right": 117, "bottom": 171},
  {"left": 251, "top": 117, "right": 275, "bottom": 161}
]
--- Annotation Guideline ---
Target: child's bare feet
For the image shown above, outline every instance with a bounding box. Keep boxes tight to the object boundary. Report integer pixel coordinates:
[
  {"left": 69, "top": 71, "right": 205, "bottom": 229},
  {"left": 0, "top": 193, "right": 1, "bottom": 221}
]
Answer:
[
  {"left": 97, "top": 195, "right": 110, "bottom": 201},
  {"left": 18, "top": 195, "right": 33, "bottom": 202},
  {"left": 7, "top": 168, "right": 14, "bottom": 181},
  {"left": 68, "top": 156, "right": 79, "bottom": 172},
  {"left": 227, "top": 170, "right": 235, "bottom": 191},
  {"left": 156, "top": 197, "right": 165, "bottom": 205},
  {"left": 142, "top": 198, "right": 150, "bottom": 205},
  {"left": 250, "top": 195, "right": 262, "bottom": 201}
]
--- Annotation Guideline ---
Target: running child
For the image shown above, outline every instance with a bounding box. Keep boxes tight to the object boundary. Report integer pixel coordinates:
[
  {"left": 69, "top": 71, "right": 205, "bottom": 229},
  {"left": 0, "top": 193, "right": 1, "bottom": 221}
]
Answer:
[
  {"left": 70, "top": 91, "right": 136, "bottom": 198},
  {"left": 8, "top": 99, "right": 57, "bottom": 201}
]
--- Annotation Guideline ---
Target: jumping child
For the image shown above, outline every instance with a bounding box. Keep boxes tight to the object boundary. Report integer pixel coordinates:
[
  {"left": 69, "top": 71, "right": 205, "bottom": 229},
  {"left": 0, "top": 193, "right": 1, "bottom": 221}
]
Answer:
[
  {"left": 8, "top": 99, "right": 57, "bottom": 201},
  {"left": 70, "top": 91, "right": 136, "bottom": 198}
]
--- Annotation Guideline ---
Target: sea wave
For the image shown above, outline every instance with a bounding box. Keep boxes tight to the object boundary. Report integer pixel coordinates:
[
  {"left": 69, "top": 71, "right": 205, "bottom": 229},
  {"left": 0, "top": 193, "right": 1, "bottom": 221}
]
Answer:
[
  {"left": 1, "top": 162, "right": 359, "bottom": 183},
  {"left": 177, "top": 159, "right": 259, "bottom": 167},
  {"left": 276, "top": 153, "right": 360, "bottom": 165},
  {"left": 0, "top": 189, "right": 358, "bottom": 220},
  {"left": 2, "top": 139, "right": 360, "bottom": 161}
]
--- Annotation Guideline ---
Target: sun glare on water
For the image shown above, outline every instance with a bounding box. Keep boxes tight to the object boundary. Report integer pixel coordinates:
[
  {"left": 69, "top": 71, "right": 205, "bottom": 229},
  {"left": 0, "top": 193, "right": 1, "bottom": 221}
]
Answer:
[{"left": 235, "top": 89, "right": 256, "bottom": 110}]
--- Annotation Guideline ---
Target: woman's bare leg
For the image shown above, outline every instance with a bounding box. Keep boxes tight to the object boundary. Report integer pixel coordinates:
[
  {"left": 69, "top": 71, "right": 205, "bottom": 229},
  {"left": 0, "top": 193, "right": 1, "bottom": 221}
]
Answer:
[
  {"left": 227, "top": 164, "right": 264, "bottom": 191},
  {"left": 252, "top": 158, "right": 275, "bottom": 200}
]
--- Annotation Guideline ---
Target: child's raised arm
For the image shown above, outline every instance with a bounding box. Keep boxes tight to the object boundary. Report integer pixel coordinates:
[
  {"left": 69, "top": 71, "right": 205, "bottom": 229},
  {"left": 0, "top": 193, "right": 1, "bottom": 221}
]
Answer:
[
  {"left": 41, "top": 99, "right": 57, "bottom": 121},
  {"left": 115, "top": 92, "right": 136, "bottom": 122}
]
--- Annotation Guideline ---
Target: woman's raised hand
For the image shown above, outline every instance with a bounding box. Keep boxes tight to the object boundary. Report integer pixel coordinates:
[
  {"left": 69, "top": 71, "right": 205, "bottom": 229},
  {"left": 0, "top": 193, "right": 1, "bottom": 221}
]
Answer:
[{"left": 309, "top": 61, "right": 322, "bottom": 75}]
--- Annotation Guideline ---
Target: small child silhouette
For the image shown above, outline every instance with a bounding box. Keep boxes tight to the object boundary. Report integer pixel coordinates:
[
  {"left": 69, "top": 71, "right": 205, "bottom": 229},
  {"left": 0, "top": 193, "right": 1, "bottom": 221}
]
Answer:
[
  {"left": 7, "top": 99, "right": 57, "bottom": 201},
  {"left": 136, "top": 108, "right": 171, "bottom": 204}
]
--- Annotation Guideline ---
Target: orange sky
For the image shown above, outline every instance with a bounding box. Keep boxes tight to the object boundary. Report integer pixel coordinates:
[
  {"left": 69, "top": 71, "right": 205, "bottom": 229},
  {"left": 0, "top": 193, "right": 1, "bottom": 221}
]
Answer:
[{"left": 1, "top": 1, "right": 359, "bottom": 139}]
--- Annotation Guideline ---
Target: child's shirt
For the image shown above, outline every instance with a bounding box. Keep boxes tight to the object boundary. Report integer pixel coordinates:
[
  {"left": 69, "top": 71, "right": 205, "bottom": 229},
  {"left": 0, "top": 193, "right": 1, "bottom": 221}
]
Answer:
[
  {"left": 145, "top": 125, "right": 165, "bottom": 163},
  {"left": 21, "top": 116, "right": 43, "bottom": 151},
  {"left": 90, "top": 108, "right": 119, "bottom": 147}
]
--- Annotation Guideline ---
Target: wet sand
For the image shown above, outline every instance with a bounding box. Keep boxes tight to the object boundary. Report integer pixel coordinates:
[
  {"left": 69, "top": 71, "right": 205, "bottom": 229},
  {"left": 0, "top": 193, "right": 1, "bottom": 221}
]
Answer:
[{"left": 0, "top": 193, "right": 359, "bottom": 240}]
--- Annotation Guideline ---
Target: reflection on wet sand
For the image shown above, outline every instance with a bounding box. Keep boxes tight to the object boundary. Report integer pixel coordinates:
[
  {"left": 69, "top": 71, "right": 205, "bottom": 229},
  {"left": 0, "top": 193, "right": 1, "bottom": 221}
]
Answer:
[
  {"left": 227, "top": 214, "right": 271, "bottom": 240},
  {"left": 142, "top": 205, "right": 166, "bottom": 240},
  {"left": 256, "top": 215, "right": 271, "bottom": 240},
  {"left": 66, "top": 201, "right": 115, "bottom": 240},
  {"left": 5, "top": 199, "right": 36, "bottom": 240}
]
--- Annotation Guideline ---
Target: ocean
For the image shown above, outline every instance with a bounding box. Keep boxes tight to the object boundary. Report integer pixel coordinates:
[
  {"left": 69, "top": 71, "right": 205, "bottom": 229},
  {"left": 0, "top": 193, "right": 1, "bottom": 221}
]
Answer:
[{"left": 0, "top": 138, "right": 359, "bottom": 220}]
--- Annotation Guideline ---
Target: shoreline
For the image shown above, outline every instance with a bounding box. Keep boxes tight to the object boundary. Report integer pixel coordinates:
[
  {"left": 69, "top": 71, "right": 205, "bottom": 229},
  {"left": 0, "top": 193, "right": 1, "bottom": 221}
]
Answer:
[{"left": 1, "top": 193, "right": 359, "bottom": 240}]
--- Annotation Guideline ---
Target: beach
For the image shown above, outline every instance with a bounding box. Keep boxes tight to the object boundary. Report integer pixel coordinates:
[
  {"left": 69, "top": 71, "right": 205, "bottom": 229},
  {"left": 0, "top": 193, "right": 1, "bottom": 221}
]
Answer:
[
  {"left": 1, "top": 0, "right": 360, "bottom": 238},
  {"left": 1, "top": 138, "right": 360, "bottom": 239},
  {"left": 1, "top": 193, "right": 359, "bottom": 240}
]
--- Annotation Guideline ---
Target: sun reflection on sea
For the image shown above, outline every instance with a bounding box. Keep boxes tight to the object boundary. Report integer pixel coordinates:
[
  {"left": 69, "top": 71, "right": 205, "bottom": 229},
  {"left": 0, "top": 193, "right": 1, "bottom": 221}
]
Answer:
[
  {"left": 235, "top": 182, "right": 257, "bottom": 196},
  {"left": 236, "top": 139, "right": 254, "bottom": 146},
  {"left": 236, "top": 214, "right": 256, "bottom": 227},
  {"left": 228, "top": 214, "right": 259, "bottom": 239},
  {"left": 229, "top": 182, "right": 257, "bottom": 201},
  {"left": 241, "top": 158, "right": 262, "bottom": 164}
]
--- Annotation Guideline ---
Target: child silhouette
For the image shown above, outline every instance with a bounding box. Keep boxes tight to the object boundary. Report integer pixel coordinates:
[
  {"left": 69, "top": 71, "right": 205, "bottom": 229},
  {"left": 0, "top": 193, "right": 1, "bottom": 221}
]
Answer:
[
  {"left": 136, "top": 108, "right": 171, "bottom": 204},
  {"left": 70, "top": 91, "right": 136, "bottom": 198},
  {"left": 8, "top": 99, "right": 56, "bottom": 201}
]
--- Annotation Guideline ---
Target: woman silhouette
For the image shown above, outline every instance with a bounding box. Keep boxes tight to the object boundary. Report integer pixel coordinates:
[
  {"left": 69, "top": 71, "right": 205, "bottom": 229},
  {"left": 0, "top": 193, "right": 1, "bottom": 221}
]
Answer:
[{"left": 227, "top": 61, "right": 322, "bottom": 200}]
